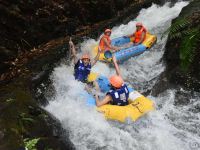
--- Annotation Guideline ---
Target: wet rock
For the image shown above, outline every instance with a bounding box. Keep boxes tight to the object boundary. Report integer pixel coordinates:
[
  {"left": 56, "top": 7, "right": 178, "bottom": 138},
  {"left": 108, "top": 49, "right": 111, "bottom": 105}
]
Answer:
[
  {"left": 0, "top": 46, "right": 17, "bottom": 61},
  {"left": 191, "top": 104, "right": 200, "bottom": 113},
  {"left": 154, "top": 0, "right": 200, "bottom": 94},
  {"left": 28, "top": 105, "right": 42, "bottom": 116},
  {"left": 0, "top": 78, "right": 75, "bottom": 150},
  {"left": 0, "top": 0, "right": 162, "bottom": 80},
  {"left": 174, "top": 89, "right": 191, "bottom": 106},
  {"left": 0, "top": 130, "right": 5, "bottom": 140}
]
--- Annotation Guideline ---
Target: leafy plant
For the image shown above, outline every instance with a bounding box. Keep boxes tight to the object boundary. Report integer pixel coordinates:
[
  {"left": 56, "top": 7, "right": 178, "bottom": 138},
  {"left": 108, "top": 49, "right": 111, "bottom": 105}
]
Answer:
[
  {"left": 20, "top": 113, "right": 35, "bottom": 123},
  {"left": 23, "top": 138, "right": 40, "bottom": 150},
  {"left": 163, "top": 17, "right": 200, "bottom": 71},
  {"left": 18, "top": 113, "right": 35, "bottom": 134},
  {"left": 179, "top": 27, "right": 200, "bottom": 70},
  {"left": 6, "top": 98, "right": 15, "bottom": 103},
  {"left": 163, "top": 18, "right": 190, "bottom": 39}
]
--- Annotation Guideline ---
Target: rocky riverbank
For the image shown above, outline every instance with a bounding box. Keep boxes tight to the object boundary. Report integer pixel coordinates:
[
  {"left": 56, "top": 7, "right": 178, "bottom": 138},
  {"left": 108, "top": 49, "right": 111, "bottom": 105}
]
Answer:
[
  {"left": 152, "top": 0, "right": 200, "bottom": 95},
  {"left": 0, "top": 0, "right": 161, "bottom": 82}
]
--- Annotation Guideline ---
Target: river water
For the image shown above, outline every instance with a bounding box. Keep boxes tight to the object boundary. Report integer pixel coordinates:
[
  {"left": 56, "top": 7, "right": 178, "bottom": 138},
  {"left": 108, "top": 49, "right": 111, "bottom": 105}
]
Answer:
[{"left": 44, "top": 1, "right": 200, "bottom": 150}]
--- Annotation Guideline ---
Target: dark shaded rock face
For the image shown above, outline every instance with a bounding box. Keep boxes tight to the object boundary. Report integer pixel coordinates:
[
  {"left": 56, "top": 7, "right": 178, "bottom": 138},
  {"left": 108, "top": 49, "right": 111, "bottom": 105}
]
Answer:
[
  {"left": 0, "top": 0, "right": 161, "bottom": 82},
  {"left": 0, "top": 0, "right": 143, "bottom": 65},
  {"left": 164, "top": 0, "right": 200, "bottom": 92},
  {"left": 0, "top": 79, "right": 75, "bottom": 150}
]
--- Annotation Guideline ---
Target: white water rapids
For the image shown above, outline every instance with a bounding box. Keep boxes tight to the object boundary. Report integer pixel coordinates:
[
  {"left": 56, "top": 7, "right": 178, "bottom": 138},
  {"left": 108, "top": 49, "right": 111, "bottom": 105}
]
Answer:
[{"left": 44, "top": 1, "right": 200, "bottom": 150}]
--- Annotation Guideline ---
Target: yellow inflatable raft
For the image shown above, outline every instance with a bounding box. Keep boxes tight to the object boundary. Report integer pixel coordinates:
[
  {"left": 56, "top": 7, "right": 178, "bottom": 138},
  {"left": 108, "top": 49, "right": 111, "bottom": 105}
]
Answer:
[
  {"left": 87, "top": 73, "right": 155, "bottom": 122},
  {"left": 97, "top": 91, "right": 154, "bottom": 122}
]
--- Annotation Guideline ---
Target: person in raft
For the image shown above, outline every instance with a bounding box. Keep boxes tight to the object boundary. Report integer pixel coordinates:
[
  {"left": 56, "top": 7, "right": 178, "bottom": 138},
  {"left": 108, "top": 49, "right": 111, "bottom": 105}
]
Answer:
[
  {"left": 126, "top": 22, "right": 147, "bottom": 46},
  {"left": 95, "top": 56, "right": 129, "bottom": 107},
  {"left": 99, "top": 28, "right": 120, "bottom": 52},
  {"left": 69, "top": 38, "right": 100, "bottom": 83}
]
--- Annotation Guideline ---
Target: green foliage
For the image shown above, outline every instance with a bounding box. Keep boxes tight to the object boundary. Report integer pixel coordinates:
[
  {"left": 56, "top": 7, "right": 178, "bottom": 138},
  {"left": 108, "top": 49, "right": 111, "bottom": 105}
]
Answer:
[
  {"left": 23, "top": 138, "right": 40, "bottom": 150},
  {"left": 163, "top": 17, "right": 200, "bottom": 71},
  {"left": 163, "top": 18, "right": 190, "bottom": 39},
  {"left": 6, "top": 98, "right": 15, "bottom": 103},
  {"left": 19, "top": 113, "right": 35, "bottom": 123},
  {"left": 179, "top": 27, "right": 200, "bottom": 70},
  {"left": 18, "top": 113, "right": 35, "bottom": 134}
]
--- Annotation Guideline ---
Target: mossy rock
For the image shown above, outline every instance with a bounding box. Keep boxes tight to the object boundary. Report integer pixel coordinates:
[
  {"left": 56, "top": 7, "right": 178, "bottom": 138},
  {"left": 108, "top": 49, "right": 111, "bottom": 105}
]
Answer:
[{"left": 0, "top": 78, "right": 74, "bottom": 150}]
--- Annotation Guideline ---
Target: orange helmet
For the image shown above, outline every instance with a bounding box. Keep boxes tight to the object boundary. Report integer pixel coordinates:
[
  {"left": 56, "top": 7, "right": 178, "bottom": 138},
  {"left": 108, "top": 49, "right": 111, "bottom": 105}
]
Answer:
[
  {"left": 136, "top": 22, "right": 143, "bottom": 27},
  {"left": 81, "top": 54, "right": 90, "bottom": 60},
  {"left": 109, "top": 75, "right": 123, "bottom": 88},
  {"left": 104, "top": 29, "right": 112, "bottom": 34}
]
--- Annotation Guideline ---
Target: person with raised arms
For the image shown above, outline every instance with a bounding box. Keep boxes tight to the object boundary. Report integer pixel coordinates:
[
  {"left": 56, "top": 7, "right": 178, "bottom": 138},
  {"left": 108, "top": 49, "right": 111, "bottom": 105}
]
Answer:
[{"left": 69, "top": 38, "right": 100, "bottom": 83}]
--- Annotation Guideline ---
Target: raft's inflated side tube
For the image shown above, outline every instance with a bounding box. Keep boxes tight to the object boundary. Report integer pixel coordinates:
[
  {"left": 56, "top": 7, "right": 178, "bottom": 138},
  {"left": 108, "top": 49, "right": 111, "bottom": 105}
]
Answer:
[
  {"left": 111, "top": 36, "right": 131, "bottom": 46},
  {"left": 92, "top": 33, "right": 157, "bottom": 63},
  {"left": 86, "top": 72, "right": 155, "bottom": 122},
  {"left": 114, "top": 44, "right": 146, "bottom": 62},
  {"left": 97, "top": 91, "right": 154, "bottom": 122}
]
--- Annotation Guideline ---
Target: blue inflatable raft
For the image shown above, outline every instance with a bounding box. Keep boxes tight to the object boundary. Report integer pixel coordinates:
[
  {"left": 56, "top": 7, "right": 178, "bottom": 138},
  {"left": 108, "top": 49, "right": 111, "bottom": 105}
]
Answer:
[{"left": 92, "top": 33, "right": 157, "bottom": 62}]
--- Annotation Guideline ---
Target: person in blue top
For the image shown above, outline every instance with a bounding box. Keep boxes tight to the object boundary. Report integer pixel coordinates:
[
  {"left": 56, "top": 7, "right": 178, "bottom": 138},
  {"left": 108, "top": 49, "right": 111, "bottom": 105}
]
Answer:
[
  {"left": 69, "top": 38, "right": 100, "bottom": 83},
  {"left": 95, "top": 56, "right": 129, "bottom": 107}
]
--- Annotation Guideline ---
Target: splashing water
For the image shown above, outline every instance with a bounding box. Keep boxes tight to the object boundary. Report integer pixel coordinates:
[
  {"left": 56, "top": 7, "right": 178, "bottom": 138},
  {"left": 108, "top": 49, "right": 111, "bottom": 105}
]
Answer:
[{"left": 45, "top": 1, "right": 200, "bottom": 150}]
